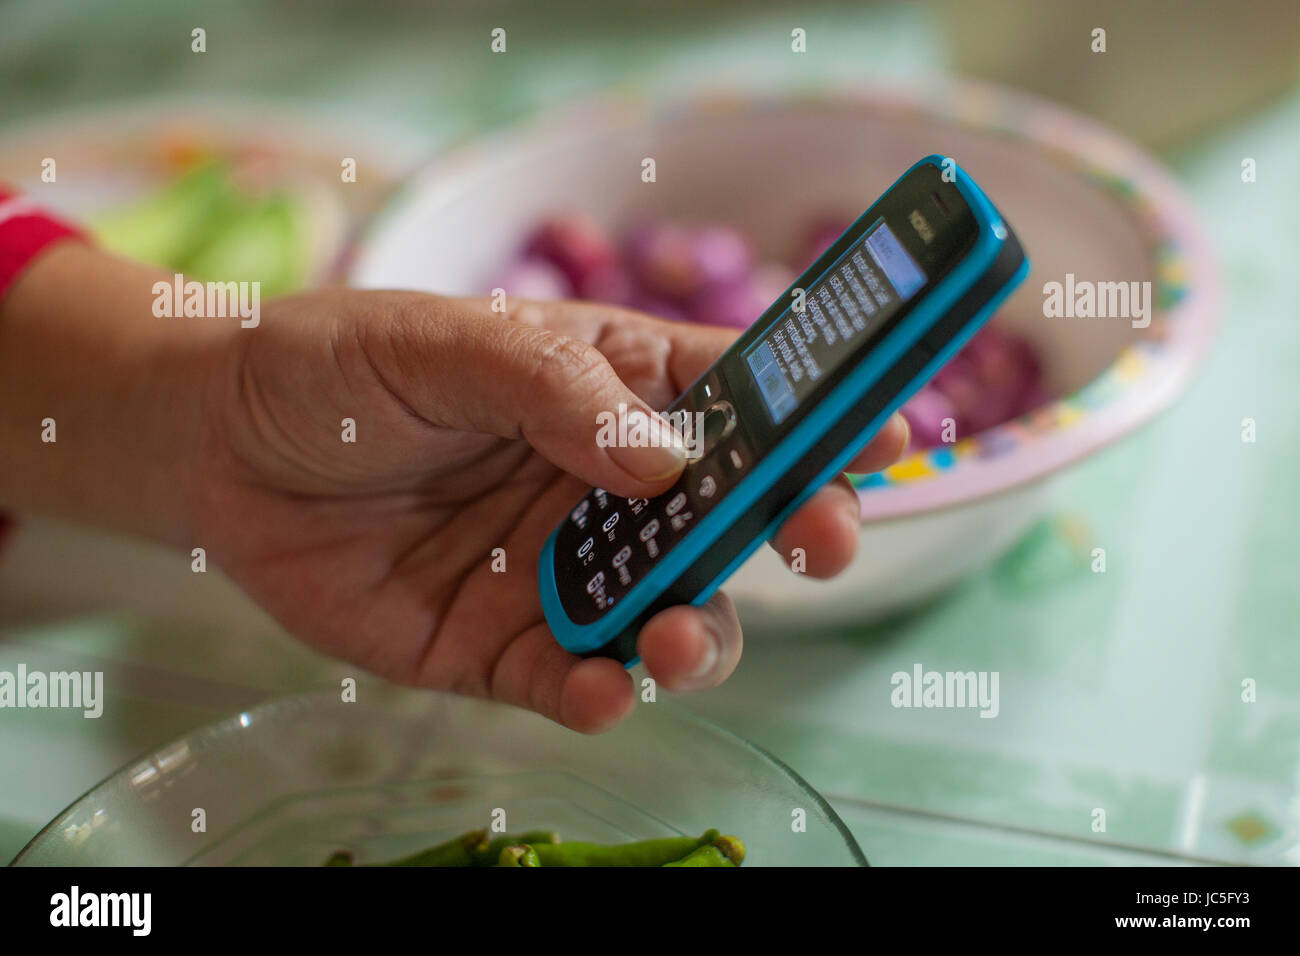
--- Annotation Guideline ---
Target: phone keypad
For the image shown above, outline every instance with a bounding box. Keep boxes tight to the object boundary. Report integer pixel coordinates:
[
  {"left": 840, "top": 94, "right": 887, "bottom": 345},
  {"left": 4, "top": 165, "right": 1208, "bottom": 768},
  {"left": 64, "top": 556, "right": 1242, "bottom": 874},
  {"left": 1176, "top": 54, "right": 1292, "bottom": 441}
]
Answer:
[{"left": 554, "top": 379, "right": 754, "bottom": 625}]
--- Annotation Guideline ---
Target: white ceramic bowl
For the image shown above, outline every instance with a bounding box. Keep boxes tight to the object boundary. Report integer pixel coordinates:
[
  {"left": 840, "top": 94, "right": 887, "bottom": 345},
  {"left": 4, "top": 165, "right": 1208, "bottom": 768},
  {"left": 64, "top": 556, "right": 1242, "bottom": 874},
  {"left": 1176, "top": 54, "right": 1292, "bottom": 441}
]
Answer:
[{"left": 349, "top": 82, "right": 1219, "bottom": 627}]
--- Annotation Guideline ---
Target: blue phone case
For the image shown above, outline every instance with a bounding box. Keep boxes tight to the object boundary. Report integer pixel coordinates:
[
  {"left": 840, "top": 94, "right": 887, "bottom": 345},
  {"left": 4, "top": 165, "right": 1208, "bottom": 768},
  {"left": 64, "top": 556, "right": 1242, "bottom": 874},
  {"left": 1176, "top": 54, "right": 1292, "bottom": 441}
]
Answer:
[{"left": 540, "top": 156, "right": 1029, "bottom": 664}]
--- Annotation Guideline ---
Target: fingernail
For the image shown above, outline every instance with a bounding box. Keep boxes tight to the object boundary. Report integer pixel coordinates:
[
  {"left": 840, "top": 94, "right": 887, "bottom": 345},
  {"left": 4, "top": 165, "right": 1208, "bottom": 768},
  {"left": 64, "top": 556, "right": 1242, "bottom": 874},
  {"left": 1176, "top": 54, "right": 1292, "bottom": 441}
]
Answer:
[
  {"left": 844, "top": 494, "right": 863, "bottom": 526},
  {"left": 605, "top": 409, "right": 687, "bottom": 482},
  {"left": 684, "top": 633, "right": 720, "bottom": 685},
  {"left": 895, "top": 412, "right": 912, "bottom": 451}
]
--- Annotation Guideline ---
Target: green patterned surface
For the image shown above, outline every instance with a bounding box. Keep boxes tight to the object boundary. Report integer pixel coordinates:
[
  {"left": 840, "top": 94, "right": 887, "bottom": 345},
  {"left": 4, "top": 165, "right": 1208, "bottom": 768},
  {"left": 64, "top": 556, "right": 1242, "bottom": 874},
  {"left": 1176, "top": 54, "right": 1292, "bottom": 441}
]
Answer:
[{"left": 1, "top": 0, "right": 1296, "bottom": 865}]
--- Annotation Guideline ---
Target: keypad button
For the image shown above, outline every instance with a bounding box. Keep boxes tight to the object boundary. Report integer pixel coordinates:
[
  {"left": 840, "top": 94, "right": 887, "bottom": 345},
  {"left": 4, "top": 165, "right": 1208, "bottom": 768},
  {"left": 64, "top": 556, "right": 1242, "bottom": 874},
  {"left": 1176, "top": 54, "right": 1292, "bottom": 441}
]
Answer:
[
  {"left": 556, "top": 378, "right": 757, "bottom": 625},
  {"left": 677, "top": 371, "right": 722, "bottom": 414},
  {"left": 701, "top": 401, "right": 737, "bottom": 446},
  {"left": 686, "top": 457, "right": 724, "bottom": 515},
  {"left": 611, "top": 545, "right": 633, "bottom": 586}
]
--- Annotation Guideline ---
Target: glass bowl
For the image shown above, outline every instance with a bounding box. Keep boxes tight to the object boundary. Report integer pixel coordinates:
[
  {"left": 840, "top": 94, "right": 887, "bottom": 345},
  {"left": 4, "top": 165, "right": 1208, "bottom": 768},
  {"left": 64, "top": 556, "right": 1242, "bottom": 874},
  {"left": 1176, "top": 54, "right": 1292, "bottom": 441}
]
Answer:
[{"left": 12, "top": 686, "right": 866, "bottom": 866}]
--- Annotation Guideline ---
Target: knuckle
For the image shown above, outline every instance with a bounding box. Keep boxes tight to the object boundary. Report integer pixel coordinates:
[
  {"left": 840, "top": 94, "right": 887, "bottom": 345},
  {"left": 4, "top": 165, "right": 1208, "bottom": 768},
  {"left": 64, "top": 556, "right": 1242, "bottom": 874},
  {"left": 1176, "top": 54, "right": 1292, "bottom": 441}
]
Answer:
[
  {"left": 523, "top": 329, "right": 611, "bottom": 398},
  {"left": 597, "top": 326, "right": 669, "bottom": 386}
]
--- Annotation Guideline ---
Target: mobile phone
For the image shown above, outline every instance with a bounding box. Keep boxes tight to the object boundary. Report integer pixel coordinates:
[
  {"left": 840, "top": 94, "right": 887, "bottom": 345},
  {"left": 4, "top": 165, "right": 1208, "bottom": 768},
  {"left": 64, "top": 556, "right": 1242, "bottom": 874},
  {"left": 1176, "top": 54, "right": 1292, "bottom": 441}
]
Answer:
[{"left": 539, "top": 155, "right": 1028, "bottom": 663}]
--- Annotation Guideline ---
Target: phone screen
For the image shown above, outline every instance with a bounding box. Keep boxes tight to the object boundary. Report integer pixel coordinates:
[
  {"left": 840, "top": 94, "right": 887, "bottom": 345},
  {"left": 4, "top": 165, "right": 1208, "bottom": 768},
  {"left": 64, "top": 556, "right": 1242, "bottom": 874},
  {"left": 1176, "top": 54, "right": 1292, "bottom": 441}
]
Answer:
[{"left": 742, "top": 218, "right": 928, "bottom": 425}]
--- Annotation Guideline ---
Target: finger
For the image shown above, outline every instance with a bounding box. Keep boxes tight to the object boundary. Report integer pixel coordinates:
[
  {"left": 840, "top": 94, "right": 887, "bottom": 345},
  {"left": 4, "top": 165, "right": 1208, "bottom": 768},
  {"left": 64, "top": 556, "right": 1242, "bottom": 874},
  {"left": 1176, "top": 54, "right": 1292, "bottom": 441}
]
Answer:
[
  {"left": 485, "top": 624, "right": 636, "bottom": 734},
  {"left": 463, "top": 295, "right": 740, "bottom": 405},
  {"left": 650, "top": 319, "right": 739, "bottom": 394},
  {"left": 492, "top": 297, "right": 908, "bottom": 467},
  {"left": 762, "top": 413, "right": 907, "bottom": 578},
  {"left": 559, "top": 657, "right": 637, "bottom": 733},
  {"left": 449, "top": 296, "right": 908, "bottom": 474},
  {"left": 843, "top": 412, "right": 912, "bottom": 475},
  {"left": 768, "top": 475, "right": 862, "bottom": 578},
  {"left": 638, "top": 591, "right": 742, "bottom": 693},
  {"left": 370, "top": 297, "right": 688, "bottom": 499}
]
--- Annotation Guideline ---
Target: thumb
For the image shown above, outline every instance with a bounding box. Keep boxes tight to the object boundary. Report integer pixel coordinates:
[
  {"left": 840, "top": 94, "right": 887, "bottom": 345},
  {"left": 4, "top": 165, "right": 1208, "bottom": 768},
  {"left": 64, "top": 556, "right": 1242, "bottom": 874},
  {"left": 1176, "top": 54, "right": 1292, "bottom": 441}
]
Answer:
[{"left": 382, "top": 302, "right": 688, "bottom": 498}]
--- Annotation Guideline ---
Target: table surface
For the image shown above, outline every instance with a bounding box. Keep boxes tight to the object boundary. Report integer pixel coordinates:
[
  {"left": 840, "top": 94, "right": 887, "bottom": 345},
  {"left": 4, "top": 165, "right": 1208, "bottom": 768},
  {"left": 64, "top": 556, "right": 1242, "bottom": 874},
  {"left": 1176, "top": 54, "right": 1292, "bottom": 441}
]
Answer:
[{"left": 1, "top": 0, "right": 1297, "bottom": 865}]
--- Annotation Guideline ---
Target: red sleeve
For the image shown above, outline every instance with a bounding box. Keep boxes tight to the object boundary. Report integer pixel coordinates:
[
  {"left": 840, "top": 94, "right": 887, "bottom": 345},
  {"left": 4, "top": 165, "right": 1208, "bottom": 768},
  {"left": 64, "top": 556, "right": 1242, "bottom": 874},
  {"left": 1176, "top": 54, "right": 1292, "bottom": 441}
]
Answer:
[
  {"left": 0, "top": 186, "right": 87, "bottom": 302},
  {"left": 0, "top": 188, "right": 87, "bottom": 553}
]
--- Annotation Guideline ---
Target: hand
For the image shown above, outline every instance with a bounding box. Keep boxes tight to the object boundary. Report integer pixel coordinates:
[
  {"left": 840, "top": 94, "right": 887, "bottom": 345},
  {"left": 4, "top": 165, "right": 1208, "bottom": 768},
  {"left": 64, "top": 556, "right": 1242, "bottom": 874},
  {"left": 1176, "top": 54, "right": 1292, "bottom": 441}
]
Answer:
[
  {"left": 0, "top": 245, "right": 909, "bottom": 733},
  {"left": 186, "top": 291, "right": 909, "bottom": 732}
]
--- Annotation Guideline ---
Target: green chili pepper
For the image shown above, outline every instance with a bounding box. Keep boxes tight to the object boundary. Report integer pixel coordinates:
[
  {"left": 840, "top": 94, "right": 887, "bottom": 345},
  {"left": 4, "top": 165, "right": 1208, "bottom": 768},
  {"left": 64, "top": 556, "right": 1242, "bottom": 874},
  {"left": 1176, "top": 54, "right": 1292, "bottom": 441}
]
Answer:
[
  {"left": 529, "top": 829, "right": 720, "bottom": 867},
  {"left": 321, "top": 827, "right": 742, "bottom": 868},
  {"left": 712, "top": 835, "right": 745, "bottom": 866},
  {"left": 473, "top": 831, "right": 560, "bottom": 866},
  {"left": 662, "top": 844, "right": 735, "bottom": 867},
  {"left": 663, "top": 835, "right": 745, "bottom": 867},
  {"left": 497, "top": 844, "right": 541, "bottom": 867},
  {"left": 368, "top": 828, "right": 488, "bottom": 867}
]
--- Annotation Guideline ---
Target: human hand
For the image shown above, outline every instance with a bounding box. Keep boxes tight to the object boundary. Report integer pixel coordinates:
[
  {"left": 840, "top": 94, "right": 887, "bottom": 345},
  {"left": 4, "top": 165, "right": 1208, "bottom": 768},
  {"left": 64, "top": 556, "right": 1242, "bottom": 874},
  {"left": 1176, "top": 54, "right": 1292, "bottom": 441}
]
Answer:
[
  {"left": 186, "top": 291, "right": 908, "bottom": 731},
  {"left": 0, "top": 246, "right": 908, "bottom": 733}
]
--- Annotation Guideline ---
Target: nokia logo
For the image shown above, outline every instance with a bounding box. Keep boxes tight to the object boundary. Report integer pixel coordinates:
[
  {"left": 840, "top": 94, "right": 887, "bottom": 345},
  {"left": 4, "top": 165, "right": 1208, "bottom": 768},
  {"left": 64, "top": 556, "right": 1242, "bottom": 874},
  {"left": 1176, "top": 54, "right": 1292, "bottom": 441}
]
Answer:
[{"left": 908, "top": 210, "right": 934, "bottom": 243}]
